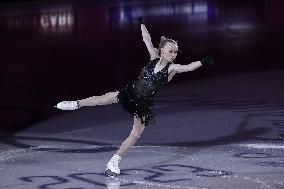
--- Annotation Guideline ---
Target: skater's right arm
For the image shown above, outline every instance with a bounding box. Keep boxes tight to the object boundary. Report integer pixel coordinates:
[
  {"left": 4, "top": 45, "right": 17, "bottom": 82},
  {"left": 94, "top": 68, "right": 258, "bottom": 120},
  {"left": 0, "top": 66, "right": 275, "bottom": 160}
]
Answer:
[{"left": 141, "top": 24, "right": 159, "bottom": 60}]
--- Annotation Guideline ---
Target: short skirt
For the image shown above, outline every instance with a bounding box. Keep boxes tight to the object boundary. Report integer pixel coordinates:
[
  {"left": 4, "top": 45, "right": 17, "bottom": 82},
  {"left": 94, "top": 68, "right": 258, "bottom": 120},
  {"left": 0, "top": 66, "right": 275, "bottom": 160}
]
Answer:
[{"left": 116, "top": 82, "right": 156, "bottom": 126}]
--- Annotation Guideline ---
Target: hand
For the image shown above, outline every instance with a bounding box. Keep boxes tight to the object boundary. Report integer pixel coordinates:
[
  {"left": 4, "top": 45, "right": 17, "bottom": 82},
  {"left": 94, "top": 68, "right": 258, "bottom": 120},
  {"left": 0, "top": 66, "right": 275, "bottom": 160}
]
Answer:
[
  {"left": 200, "top": 57, "right": 214, "bottom": 66},
  {"left": 136, "top": 16, "right": 145, "bottom": 25}
]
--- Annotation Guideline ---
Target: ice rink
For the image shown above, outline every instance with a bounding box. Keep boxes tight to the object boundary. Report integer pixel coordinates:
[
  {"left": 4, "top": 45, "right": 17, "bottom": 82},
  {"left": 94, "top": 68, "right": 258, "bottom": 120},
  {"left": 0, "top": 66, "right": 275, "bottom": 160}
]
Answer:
[{"left": 0, "top": 0, "right": 283, "bottom": 188}]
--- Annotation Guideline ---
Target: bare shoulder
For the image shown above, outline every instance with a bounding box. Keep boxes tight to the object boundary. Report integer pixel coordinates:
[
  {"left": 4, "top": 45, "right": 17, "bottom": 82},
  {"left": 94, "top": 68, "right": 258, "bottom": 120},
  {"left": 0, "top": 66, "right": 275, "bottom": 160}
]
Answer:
[
  {"left": 150, "top": 57, "right": 159, "bottom": 61},
  {"left": 168, "top": 63, "right": 179, "bottom": 73}
]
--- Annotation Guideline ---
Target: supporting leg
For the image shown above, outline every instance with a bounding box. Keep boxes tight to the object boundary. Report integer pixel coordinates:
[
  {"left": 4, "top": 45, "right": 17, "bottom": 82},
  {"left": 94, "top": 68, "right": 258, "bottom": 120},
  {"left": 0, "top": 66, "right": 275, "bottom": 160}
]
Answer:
[
  {"left": 116, "top": 116, "right": 145, "bottom": 156},
  {"left": 106, "top": 116, "right": 146, "bottom": 176}
]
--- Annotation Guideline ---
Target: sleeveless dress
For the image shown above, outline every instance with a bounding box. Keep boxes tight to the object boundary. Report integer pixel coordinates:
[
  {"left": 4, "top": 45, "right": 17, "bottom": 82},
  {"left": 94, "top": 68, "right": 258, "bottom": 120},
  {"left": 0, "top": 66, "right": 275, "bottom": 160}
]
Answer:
[{"left": 116, "top": 58, "right": 170, "bottom": 126}]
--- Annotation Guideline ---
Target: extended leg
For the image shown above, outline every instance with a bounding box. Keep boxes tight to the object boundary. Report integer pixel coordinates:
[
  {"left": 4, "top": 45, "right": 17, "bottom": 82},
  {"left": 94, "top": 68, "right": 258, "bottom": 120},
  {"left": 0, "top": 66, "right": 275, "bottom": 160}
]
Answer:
[
  {"left": 78, "top": 91, "right": 119, "bottom": 107},
  {"left": 55, "top": 91, "right": 119, "bottom": 110}
]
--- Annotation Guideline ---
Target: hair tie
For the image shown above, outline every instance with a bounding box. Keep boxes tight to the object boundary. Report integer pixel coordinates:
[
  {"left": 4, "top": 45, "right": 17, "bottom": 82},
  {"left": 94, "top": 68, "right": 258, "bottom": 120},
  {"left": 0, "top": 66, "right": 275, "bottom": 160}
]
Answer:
[{"left": 161, "top": 36, "right": 166, "bottom": 41}]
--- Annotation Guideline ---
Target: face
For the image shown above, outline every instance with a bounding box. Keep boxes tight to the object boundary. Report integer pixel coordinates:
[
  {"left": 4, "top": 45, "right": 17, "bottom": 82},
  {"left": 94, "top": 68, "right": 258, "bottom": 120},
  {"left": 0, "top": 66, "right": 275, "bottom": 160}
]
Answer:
[{"left": 160, "top": 42, "right": 178, "bottom": 62}]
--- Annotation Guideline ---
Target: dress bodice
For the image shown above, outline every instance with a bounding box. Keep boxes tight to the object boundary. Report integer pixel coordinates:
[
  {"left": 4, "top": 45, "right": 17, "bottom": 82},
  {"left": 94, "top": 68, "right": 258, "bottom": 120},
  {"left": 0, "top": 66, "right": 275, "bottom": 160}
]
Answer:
[{"left": 133, "top": 58, "right": 169, "bottom": 98}]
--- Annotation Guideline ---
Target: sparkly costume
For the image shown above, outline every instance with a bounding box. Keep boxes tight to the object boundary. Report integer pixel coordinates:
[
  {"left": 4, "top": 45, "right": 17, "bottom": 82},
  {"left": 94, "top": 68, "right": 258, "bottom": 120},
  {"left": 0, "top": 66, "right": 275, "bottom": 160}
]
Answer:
[{"left": 116, "top": 58, "right": 170, "bottom": 126}]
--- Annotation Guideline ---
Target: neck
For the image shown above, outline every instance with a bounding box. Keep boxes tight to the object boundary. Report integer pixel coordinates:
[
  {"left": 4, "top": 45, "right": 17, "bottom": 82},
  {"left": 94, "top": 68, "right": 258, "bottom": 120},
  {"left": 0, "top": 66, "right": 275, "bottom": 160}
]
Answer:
[{"left": 158, "top": 57, "right": 169, "bottom": 65}]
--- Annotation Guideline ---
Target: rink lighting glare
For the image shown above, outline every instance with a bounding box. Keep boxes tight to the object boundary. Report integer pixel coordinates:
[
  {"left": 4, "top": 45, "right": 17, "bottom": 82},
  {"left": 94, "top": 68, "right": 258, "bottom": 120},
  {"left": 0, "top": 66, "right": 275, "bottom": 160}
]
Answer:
[
  {"left": 40, "top": 12, "right": 74, "bottom": 28},
  {"left": 39, "top": 7, "right": 74, "bottom": 34},
  {"left": 193, "top": 5, "right": 207, "bottom": 13},
  {"left": 241, "top": 143, "right": 284, "bottom": 149},
  {"left": 229, "top": 23, "right": 254, "bottom": 30},
  {"left": 130, "top": 2, "right": 208, "bottom": 18}
]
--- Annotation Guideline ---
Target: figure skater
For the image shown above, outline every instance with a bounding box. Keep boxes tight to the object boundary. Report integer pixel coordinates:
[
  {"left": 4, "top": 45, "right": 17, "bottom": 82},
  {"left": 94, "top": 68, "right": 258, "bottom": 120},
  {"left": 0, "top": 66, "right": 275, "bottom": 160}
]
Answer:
[{"left": 55, "top": 17, "right": 213, "bottom": 177}]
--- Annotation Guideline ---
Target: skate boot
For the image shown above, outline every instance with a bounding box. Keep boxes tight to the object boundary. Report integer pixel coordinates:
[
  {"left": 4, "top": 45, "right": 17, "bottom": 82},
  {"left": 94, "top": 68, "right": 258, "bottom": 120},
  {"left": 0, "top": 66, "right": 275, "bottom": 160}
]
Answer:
[
  {"left": 54, "top": 101, "right": 79, "bottom": 110},
  {"left": 105, "top": 154, "right": 122, "bottom": 177}
]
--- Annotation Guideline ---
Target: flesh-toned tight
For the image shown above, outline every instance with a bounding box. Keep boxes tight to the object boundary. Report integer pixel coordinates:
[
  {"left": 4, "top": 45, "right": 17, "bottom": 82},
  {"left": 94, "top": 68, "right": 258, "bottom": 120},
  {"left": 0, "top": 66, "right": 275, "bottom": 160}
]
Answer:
[{"left": 77, "top": 91, "right": 146, "bottom": 157}]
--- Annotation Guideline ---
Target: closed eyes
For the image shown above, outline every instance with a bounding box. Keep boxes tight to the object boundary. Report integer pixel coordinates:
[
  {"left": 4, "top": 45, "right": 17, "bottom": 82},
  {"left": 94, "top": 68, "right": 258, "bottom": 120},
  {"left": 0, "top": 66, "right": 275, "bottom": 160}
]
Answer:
[{"left": 169, "top": 50, "right": 178, "bottom": 53}]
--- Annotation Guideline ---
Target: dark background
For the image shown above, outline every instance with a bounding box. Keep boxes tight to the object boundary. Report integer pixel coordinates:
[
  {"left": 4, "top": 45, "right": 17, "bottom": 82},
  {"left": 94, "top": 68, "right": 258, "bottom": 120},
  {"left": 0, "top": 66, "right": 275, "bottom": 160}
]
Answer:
[{"left": 0, "top": 0, "right": 283, "bottom": 132}]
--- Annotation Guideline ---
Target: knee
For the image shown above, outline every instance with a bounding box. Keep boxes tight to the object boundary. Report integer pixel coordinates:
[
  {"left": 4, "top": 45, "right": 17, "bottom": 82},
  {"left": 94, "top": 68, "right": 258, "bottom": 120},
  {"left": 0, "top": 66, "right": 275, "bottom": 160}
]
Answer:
[
  {"left": 101, "top": 91, "right": 118, "bottom": 104},
  {"left": 134, "top": 132, "right": 142, "bottom": 140},
  {"left": 107, "top": 91, "right": 119, "bottom": 104},
  {"left": 131, "top": 116, "right": 146, "bottom": 140},
  {"left": 130, "top": 129, "right": 143, "bottom": 140}
]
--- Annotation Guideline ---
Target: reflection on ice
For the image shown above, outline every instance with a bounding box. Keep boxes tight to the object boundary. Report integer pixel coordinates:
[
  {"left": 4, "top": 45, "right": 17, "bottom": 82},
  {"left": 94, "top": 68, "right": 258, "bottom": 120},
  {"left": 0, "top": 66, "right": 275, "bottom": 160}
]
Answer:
[{"left": 105, "top": 177, "right": 121, "bottom": 189}]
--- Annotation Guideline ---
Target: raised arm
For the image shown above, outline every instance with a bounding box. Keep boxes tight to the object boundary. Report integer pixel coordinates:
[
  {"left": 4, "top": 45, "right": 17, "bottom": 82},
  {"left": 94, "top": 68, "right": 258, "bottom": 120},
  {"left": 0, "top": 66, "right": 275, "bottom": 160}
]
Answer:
[{"left": 141, "top": 24, "right": 159, "bottom": 60}]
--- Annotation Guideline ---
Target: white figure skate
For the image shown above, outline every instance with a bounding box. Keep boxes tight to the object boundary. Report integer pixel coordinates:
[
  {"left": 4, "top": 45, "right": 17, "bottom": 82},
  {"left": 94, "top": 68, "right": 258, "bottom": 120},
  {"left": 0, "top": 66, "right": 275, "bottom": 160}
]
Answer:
[
  {"left": 105, "top": 154, "right": 122, "bottom": 177},
  {"left": 54, "top": 101, "right": 79, "bottom": 110}
]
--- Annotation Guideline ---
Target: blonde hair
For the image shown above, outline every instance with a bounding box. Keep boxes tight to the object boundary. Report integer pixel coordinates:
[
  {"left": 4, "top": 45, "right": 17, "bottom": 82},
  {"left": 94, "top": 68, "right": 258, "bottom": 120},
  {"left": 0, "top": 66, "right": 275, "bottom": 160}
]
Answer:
[{"left": 157, "top": 36, "right": 177, "bottom": 56}]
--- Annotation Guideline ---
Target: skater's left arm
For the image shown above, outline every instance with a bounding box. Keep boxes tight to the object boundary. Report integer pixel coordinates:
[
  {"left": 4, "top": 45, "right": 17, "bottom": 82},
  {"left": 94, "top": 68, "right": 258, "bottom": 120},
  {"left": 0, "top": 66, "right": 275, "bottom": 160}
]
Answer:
[
  {"left": 168, "top": 60, "right": 205, "bottom": 82},
  {"left": 173, "top": 61, "right": 202, "bottom": 74},
  {"left": 172, "top": 57, "right": 213, "bottom": 75}
]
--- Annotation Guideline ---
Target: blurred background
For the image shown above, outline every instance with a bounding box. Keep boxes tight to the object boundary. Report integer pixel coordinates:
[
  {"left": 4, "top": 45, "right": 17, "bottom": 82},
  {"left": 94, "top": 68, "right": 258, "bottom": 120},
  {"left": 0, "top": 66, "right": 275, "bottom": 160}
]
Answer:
[{"left": 0, "top": 0, "right": 283, "bottom": 133}]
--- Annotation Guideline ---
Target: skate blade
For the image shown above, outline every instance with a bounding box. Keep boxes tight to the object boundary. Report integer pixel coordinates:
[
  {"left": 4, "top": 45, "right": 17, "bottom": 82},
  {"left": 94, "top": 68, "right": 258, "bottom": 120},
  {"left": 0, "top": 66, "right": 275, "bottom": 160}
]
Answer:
[{"left": 105, "top": 169, "right": 118, "bottom": 178}]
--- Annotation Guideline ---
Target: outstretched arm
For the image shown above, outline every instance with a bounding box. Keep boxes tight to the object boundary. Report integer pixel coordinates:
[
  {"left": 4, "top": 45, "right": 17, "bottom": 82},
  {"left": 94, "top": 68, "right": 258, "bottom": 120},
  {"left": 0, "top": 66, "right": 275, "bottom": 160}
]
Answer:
[
  {"left": 140, "top": 24, "right": 159, "bottom": 60},
  {"left": 173, "top": 61, "right": 202, "bottom": 73},
  {"left": 173, "top": 57, "right": 214, "bottom": 74},
  {"left": 167, "top": 61, "right": 201, "bottom": 82}
]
